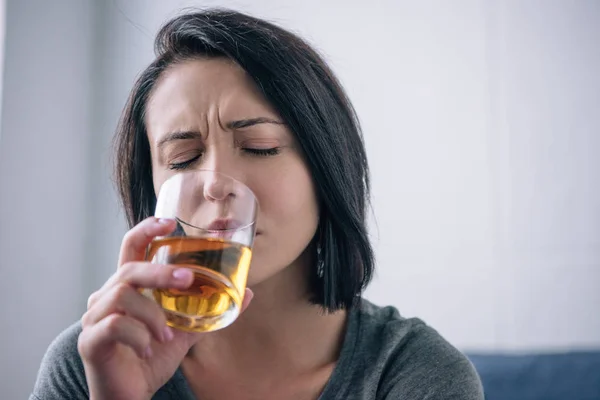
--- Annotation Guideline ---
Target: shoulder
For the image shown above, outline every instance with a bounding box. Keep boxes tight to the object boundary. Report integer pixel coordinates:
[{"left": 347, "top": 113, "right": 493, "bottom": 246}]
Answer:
[
  {"left": 30, "top": 321, "right": 89, "bottom": 400},
  {"left": 354, "top": 299, "right": 484, "bottom": 399}
]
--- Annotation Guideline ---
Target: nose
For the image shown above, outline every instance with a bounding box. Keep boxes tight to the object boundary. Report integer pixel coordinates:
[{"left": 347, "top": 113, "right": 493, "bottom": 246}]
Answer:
[{"left": 203, "top": 170, "right": 236, "bottom": 202}]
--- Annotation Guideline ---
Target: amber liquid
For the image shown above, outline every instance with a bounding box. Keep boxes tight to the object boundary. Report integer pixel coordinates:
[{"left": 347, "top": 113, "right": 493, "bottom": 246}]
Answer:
[{"left": 145, "top": 237, "right": 252, "bottom": 332}]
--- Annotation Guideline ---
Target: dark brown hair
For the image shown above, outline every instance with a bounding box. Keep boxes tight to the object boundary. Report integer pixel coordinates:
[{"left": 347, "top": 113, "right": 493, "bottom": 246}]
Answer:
[{"left": 113, "top": 8, "right": 374, "bottom": 310}]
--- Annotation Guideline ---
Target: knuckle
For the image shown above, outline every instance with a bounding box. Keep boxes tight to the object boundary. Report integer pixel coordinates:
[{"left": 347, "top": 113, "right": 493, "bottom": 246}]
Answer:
[
  {"left": 113, "top": 282, "right": 131, "bottom": 299},
  {"left": 81, "top": 310, "right": 92, "bottom": 327},
  {"left": 86, "top": 292, "right": 98, "bottom": 309},
  {"left": 124, "top": 218, "right": 155, "bottom": 243},
  {"left": 122, "top": 228, "right": 137, "bottom": 245},
  {"left": 77, "top": 330, "right": 90, "bottom": 357},
  {"left": 116, "top": 262, "right": 136, "bottom": 281},
  {"left": 104, "top": 314, "right": 125, "bottom": 336}
]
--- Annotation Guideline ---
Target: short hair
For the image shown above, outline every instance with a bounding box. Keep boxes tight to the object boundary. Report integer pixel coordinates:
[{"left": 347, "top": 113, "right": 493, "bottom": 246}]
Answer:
[{"left": 113, "top": 8, "right": 374, "bottom": 311}]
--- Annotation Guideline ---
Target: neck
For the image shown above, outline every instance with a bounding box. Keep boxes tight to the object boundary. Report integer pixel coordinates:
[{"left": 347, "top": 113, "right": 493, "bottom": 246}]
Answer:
[{"left": 186, "top": 257, "right": 347, "bottom": 376}]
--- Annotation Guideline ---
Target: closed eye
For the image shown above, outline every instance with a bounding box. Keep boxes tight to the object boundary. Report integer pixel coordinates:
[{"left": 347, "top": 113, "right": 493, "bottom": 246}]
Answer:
[
  {"left": 243, "top": 147, "right": 281, "bottom": 156},
  {"left": 168, "top": 148, "right": 279, "bottom": 170},
  {"left": 168, "top": 154, "right": 201, "bottom": 170}
]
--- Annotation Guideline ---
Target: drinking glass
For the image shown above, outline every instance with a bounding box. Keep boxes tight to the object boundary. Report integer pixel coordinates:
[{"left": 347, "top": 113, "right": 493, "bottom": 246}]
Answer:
[{"left": 143, "top": 170, "right": 257, "bottom": 332}]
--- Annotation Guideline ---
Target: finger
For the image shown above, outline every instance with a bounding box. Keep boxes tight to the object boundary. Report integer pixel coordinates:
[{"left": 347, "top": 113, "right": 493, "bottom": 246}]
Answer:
[
  {"left": 82, "top": 283, "right": 171, "bottom": 343},
  {"left": 78, "top": 314, "right": 153, "bottom": 361},
  {"left": 118, "top": 217, "right": 176, "bottom": 267},
  {"left": 87, "top": 291, "right": 100, "bottom": 310},
  {"left": 240, "top": 288, "right": 254, "bottom": 314},
  {"left": 118, "top": 263, "right": 195, "bottom": 290},
  {"left": 88, "top": 263, "right": 195, "bottom": 309}
]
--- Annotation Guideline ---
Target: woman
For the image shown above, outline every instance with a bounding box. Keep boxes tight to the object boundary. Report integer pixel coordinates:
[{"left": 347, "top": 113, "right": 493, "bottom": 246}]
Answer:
[{"left": 31, "top": 9, "right": 483, "bottom": 400}]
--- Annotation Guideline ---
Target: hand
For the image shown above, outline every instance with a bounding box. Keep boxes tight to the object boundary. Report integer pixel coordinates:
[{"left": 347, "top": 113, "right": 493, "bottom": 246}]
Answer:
[{"left": 77, "top": 217, "right": 253, "bottom": 400}]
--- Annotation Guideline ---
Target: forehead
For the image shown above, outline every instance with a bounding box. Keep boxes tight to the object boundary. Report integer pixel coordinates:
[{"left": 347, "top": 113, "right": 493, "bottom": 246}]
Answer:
[
  {"left": 145, "top": 58, "right": 277, "bottom": 139},
  {"left": 152, "top": 57, "right": 252, "bottom": 99}
]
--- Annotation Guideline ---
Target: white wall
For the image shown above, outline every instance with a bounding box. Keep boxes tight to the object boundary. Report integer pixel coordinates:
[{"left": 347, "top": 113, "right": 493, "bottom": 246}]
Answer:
[
  {"left": 1, "top": 0, "right": 598, "bottom": 397},
  {"left": 481, "top": 0, "right": 600, "bottom": 351},
  {"left": 0, "top": 0, "right": 5, "bottom": 133},
  {"left": 0, "top": 0, "right": 93, "bottom": 398},
  {"left": 363, "top": 0, "right": 600, "bottom": 352}
]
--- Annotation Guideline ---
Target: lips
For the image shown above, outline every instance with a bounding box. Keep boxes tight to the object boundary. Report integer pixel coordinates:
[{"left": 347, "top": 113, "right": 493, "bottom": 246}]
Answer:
[{"left": 206, "top": 218, "right": 243, "bottom": 232}]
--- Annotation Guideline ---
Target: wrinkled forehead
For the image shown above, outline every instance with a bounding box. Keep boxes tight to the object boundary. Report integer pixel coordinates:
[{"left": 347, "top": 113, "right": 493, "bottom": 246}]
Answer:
[
  {"left": 144, "top": 58, "right": 282, "bottom": 146},
  {"left": 146, "top": 59, "right": 275, "bottom": 126}
]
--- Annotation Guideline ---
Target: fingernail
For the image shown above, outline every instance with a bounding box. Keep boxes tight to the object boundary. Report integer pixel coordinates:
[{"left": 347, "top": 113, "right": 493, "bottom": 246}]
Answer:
[
  {"left": 143, "top": 346, "right": 153, "bottom": 359},
  {"left": 163, "top": 326, "right": 174, "bottom": 342},
  {"left": 173, "top": 268, "right": 193, "bottom": 281},
  {"left": 157, "top": 218, "right": 173, "bottom": 225}
]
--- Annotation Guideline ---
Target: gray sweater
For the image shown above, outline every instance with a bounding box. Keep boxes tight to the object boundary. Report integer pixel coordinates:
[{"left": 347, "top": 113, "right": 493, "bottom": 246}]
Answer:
[{"left": 30, "top": 299, "right": 484, "bottom": 399}]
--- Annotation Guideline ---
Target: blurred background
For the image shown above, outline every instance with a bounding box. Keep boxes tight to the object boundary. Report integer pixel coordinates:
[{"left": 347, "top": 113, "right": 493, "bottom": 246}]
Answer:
[{"left": 0, "top": 0, "right": 599, "bottom": 398}]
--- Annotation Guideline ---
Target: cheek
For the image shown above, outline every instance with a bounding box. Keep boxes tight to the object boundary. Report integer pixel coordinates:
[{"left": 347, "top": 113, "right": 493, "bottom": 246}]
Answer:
[
  {"left": 150, "top": 157, "right": 168, "bottom": 198},
  {"left": 248, "top": 163, "right": 319, "bottom": 279}
]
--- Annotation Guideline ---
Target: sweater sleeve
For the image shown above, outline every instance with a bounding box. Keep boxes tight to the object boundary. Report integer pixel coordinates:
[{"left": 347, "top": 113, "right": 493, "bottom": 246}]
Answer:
[{"left": 30, "top": 322, "right": 89, "bottom": 400}]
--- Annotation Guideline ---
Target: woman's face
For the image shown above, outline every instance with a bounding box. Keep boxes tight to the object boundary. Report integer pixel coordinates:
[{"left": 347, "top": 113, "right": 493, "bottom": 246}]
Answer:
[{"left": 145, "top": 58, "right": 319, "bottom": 287}]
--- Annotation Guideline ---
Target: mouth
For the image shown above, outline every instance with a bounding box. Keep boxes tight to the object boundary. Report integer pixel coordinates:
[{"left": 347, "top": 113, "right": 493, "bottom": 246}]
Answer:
[
  {"left": 177, "top": 217, "right": 259, "bottom": 238},
  {"left": 205, "top": 218, "right": 244, "bottom": 232}
]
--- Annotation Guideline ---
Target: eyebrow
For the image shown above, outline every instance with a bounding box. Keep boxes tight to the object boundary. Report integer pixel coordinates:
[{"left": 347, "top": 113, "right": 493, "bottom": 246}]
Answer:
[
  {"left": 157, "top": 131, "right": 201, "bottom": 149},
  {"left": 226, "top": 117, "right": 284, "bottom": 129},
  {"left": 156, "top": 117, "right": 284, "bottom": 149}
]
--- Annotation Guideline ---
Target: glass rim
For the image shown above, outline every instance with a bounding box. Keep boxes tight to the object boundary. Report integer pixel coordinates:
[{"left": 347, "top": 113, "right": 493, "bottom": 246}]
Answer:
[{"left": 175, "top": 216, "right": 256, "bottom": 234}]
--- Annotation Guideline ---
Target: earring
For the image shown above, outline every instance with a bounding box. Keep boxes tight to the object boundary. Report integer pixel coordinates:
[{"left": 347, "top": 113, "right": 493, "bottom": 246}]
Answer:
[{"left": 316, "top": 244, "right": 324, "bottom": 278}]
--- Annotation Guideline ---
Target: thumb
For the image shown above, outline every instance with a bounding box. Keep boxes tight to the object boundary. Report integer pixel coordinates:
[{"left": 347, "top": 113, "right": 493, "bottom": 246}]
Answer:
[{"left": 240, "top": 288, "right": 254, "bottom": 314}]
